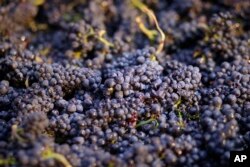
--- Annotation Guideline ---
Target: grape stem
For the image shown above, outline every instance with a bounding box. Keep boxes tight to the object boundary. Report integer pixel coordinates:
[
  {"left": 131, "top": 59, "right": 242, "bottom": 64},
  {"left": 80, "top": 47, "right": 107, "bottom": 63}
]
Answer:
[
  {"left": 83, "top": 28, "right": 114, "bottom": 48},
  {"left": 42, "top": 148, "right": 72, "bottom": 167},
  {"left": 97, "top": 30, "right": 114, "bottom": 48},
  {"left": 135, "top": 16, "right": 158, "bottom": 41},
  {"left": 11, "top": 124, "right": 26, "bottom": 142},
  {"left": 174, "top": 99, "right": 185, "bottom": 129},
  {"left": 136, "top": 118, "right": 159, "bottom": 128},
  {"left": 131, "top": 0, "right": 165, "bottom": 54}
]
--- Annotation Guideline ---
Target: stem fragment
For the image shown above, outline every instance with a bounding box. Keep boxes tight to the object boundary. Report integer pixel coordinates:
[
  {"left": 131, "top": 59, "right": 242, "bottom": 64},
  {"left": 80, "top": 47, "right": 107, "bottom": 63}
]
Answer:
[
  {"left": 136, "top": 118, "right": 159, "bottom": 128},
  {"left": 42, "top": 148, "right": 72, "bottom": 167},
  {"left": 131, "top": 0, "right": 165, "bottom": 54},
  {"left": 135, "top": 16, "right": 158, "bottom": 41}
]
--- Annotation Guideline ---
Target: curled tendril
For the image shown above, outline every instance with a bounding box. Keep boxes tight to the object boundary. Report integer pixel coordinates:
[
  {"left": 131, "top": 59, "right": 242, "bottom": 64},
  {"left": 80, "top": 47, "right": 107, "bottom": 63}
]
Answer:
[
  {"left": 131, "top": 0, "right": 165, "bottom": 54},
  {"left": 83, "top": 28, "right": 114, "bottom": 48},
  {"left": 135, "top": 16, "right": 158, "bottom": 41}
]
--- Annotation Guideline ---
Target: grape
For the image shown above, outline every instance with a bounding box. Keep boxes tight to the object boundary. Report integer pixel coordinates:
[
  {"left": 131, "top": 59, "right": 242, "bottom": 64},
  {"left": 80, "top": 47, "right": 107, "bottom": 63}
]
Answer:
[{"left": 0, "top": 0, "right": 250, "bottom": 167}]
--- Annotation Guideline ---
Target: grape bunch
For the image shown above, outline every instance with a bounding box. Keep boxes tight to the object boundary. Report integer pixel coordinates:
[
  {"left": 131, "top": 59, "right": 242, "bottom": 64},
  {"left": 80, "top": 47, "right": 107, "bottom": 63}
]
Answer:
[{"left": 0, "top": 0, "right": 250, "bottom": 167}]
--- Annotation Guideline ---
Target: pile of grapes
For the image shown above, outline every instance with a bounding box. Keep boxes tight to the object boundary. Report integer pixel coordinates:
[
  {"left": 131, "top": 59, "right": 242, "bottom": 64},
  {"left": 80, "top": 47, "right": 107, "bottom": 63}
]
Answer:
[{"left": 0, "top": 0, "right": 250, "bottom": 166}]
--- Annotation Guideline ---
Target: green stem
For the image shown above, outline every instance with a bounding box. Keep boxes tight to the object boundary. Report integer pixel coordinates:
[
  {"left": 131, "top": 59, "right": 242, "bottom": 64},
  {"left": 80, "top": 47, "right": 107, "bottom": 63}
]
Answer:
[
  {"left": 131, "top": 0, "right": 165, "bottom": 54},
  {"left": 174, "top": 99, "right": 182, "bottom": 109},
  {"left": 136, "top": 16, "right": 158, "bottom": 41},
  {"left": 131, "top": 0, "right": 147, "bottom": 11},
  {"left": 136, "top": 118, "right": 158, "bottom": 128},
  {"left": 97, "top": 30, "right": 114, "bottom": 48},
  {"left": 42, "top": 149, "right": 72, "bottom": 167}
]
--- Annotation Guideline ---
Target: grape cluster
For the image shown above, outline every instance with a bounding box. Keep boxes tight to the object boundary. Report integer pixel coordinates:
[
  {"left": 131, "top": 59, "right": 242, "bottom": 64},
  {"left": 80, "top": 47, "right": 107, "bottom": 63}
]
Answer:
[{"left": 0, "top": 0, "right": 250, "bottom": 167}]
